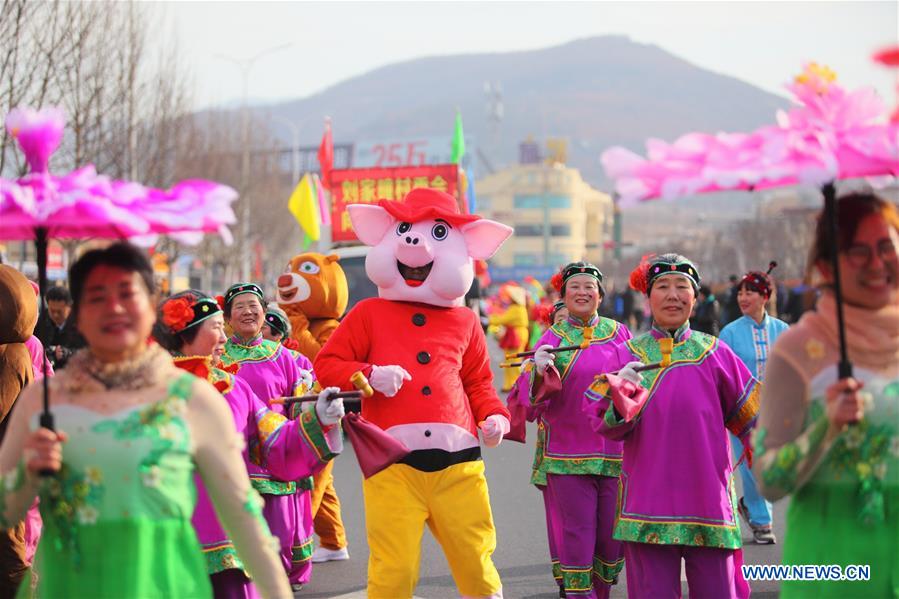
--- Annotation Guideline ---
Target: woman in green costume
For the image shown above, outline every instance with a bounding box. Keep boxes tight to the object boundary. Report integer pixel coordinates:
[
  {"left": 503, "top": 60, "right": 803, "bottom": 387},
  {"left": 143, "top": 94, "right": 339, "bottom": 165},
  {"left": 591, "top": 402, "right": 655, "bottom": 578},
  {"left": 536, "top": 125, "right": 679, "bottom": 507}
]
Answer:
[
  {"left": 0, "top": 243, "right": 291, "bottom": 598},
  {"left": 754, "top": 192, "right": 899, "bottom": 598}
]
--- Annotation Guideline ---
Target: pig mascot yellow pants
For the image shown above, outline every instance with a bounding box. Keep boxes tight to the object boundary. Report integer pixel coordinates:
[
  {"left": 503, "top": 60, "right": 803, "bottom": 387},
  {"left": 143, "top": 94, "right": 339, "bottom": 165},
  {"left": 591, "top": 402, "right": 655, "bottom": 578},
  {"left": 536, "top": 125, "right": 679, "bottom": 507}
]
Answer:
[{"left": 362, "top": 461, "right": 502, "bottom": 598}]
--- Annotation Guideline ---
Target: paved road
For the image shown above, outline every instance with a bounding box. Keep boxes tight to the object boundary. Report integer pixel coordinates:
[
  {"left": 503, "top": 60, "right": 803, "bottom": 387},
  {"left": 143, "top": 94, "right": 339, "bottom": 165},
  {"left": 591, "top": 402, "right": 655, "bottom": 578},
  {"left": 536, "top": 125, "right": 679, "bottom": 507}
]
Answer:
[{"left": 300, "top": 339, "right": 786, "bottom": 598}]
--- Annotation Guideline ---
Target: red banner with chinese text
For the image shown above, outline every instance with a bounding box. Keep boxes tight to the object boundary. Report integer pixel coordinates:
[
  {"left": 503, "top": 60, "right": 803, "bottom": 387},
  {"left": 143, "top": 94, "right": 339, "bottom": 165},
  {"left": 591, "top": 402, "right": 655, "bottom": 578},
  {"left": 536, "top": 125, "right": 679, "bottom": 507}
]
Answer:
[{"left": 330, "top": 164, "right": 460, "bottom": 242}]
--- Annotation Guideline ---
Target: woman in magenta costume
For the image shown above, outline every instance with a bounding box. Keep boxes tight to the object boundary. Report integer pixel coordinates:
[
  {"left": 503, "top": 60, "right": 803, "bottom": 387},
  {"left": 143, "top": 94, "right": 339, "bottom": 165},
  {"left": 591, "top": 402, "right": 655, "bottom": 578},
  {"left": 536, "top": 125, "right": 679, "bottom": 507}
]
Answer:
[
  {"left": 522, "top": 262, "right": 631, "bottom": 598},
  {"left": 155, "top": 290, "right": 344, "bottom": 598},
  {"left": 219, "top": 282, "right": 316, "bottom": 591},
  {"left": 583, "top": 253, "right": 758, "bottom": 599},
  {"left": 261, "top": 305, "right": 320, "bottom": 583}
]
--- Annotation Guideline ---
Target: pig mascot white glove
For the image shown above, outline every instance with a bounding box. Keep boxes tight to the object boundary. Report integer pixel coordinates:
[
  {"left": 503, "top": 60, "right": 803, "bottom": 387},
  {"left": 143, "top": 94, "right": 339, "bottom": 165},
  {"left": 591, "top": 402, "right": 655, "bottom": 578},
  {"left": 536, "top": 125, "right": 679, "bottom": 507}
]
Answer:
[
  {"left": 369, "top": 364, "right": 412, "bottom": 397},
  {"left": 479, "top": 414, "right": 510, "bottom": 448}
]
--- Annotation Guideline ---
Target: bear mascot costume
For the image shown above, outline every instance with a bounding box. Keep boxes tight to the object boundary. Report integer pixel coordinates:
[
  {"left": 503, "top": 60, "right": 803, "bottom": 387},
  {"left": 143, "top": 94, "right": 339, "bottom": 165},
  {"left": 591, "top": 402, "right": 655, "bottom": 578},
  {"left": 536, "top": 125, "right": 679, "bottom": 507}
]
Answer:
[
  {"left": 276, "top": 253, "right": 351, "bottom": 562},
  {"left": 0, "top": 266, "right": 38, "bottom": 596},
  {"left": 314, "top": 187, "right": 513, "bottom": 598},
  {"left": 276, "top": 253, "right": 348, "bottom": 359}
]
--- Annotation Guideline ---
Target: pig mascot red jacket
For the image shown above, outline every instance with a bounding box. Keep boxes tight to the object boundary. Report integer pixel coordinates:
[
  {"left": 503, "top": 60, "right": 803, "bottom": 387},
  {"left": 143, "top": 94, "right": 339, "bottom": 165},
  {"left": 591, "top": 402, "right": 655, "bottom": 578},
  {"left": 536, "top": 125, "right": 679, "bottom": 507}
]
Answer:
[{"left": 314, "top": 188, "right": 513, "bottom": 598}]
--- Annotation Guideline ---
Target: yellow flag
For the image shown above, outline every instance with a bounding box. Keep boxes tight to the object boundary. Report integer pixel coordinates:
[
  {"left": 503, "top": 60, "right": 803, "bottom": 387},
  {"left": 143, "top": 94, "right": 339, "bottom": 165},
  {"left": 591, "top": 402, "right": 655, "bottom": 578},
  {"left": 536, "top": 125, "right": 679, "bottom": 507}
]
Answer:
[{"left": 287, "top": 173, "right": 321, "bottom": 244}]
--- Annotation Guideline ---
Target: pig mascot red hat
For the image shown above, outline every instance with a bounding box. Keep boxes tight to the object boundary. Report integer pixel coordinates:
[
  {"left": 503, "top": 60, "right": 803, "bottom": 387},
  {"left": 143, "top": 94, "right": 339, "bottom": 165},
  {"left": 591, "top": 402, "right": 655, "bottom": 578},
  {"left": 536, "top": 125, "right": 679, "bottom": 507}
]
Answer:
[{"left": 314, "top": 188, "right": 512, "bottom": 598}]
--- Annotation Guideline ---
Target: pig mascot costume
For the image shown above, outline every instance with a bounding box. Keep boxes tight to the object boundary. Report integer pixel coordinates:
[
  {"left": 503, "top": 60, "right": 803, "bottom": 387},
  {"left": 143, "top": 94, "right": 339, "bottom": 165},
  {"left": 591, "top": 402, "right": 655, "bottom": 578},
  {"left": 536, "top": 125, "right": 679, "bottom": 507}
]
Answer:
[{"left": 314, "top": 188, "right": 513, "bottom": 598}]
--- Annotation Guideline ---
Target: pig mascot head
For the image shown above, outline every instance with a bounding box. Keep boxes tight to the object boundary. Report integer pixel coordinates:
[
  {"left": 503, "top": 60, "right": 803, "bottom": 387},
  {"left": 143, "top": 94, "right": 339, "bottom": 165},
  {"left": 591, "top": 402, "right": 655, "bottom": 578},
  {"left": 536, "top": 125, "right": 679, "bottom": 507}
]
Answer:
[{"left": 348, "top": 188, "right": 512, "bottom": 307}]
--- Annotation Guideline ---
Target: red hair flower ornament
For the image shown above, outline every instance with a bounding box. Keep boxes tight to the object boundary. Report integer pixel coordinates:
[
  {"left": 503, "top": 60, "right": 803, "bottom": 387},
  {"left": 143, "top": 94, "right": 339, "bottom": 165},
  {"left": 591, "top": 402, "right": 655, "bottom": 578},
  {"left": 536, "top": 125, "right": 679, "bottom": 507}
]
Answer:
[
  {"left": 629, "top": 254, "right": 654, "bottom": 294},
  {"left": 550, "top": 272, "right": 564, "bottom": 293},
  {"left": 162, "top": 298, "right": 195, "bottom": 332}
]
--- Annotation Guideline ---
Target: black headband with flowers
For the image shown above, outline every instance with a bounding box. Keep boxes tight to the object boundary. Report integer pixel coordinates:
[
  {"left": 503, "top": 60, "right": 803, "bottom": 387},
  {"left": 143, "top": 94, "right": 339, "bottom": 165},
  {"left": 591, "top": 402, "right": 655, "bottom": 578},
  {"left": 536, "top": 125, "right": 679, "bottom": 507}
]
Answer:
[{"left": 161, "top": 296, "right": 221, "bottom": 334}]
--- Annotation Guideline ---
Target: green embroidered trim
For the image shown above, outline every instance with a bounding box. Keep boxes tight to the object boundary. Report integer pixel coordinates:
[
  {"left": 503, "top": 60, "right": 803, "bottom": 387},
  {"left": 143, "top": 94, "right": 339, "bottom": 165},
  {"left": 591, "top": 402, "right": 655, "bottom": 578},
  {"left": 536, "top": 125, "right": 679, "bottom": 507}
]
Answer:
[
  {"left": 539, "top": 455, "right": 622, "bottom": 477},
  {"left": 251, "top": 478, "right": 296, "bottom": 495},
  {"left": 627, "top": 330, "right": 717, "bottom": 396},
  {"left": 593, "top": 554, "right": 624, "bottom": 584},
  {"left": 202, "top": 542, "right": 245, "bottom": 575},
  {"left": 209, "top": 367, "right": 235, "bottom": 395},
  {"left": 221, "top": 339, "right": 281, "bottom": 366},
  {"left": 530, "top": 423, "right": 547, "bottom": 486},
  {"left": 548, "top": 317, "right": 619, "bottom": 380},
  {"left": 560, "top": 567, "right": 592, "bottom": 593},
  {"left": 296, "top": 476, "right": 314, "bottom": 491},
  {"left": 292, "top": 536, "right": 314, "bottom": 563},
  {"left": 299, "top": 408, "right": 338, "bottom": 462},
  {"left": 603, "top": 403, "right": 625, "bottom": 427},
  {"left": 614, "top": 518, "right": 741, "bottom": 549},
  {"left": 0, "top": 461, "right": 27, "bottom": 528},
  {"left": 530, "top": 470, "right": 547, "bottom": 486},
  {"left": 551, "top": 560, "right": 561, "bottom": 581}
]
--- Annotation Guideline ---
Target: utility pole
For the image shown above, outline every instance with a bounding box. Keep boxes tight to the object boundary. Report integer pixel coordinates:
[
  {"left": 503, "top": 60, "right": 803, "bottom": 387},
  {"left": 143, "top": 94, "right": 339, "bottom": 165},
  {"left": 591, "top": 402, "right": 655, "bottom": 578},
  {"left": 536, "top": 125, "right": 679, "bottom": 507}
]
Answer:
[{"left": 216, "top": 43, "right": 292, "bottom": 281}]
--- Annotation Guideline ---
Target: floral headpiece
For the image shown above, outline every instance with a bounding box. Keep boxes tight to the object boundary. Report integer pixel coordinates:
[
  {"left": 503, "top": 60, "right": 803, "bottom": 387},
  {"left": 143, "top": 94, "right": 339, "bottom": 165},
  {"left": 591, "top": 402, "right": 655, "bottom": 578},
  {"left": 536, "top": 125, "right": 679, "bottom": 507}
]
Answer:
[
  {"left": 739, "top": 261, "right": 778, "bottom": 298},
  {"left": 630, "top": 253, "right": 700, "bottom": 296},
  {"left": 161, "top": 295, "right": 221, "bottom": 334},
  {"left": 224, "top": 282, "right": 264, "bottom": 306}
]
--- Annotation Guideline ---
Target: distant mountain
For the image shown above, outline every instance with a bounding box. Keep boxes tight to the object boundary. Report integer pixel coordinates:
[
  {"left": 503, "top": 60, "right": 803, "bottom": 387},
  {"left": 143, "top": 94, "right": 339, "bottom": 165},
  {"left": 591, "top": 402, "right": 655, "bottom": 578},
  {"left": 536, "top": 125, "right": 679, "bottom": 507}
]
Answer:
[{"left": 261, "top": 35, "right": 790, "bottom": 188}]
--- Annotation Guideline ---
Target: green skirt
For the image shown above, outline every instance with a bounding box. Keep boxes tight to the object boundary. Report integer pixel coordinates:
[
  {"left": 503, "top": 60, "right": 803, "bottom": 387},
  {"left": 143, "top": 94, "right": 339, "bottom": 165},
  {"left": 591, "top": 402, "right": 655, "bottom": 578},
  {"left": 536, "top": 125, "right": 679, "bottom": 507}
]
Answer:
[
  {"left": 781, "top": 484, "right": 898, "bottom": 598},
  {"left": 24, "top": 518, "right": 212, "bottom": 599}
]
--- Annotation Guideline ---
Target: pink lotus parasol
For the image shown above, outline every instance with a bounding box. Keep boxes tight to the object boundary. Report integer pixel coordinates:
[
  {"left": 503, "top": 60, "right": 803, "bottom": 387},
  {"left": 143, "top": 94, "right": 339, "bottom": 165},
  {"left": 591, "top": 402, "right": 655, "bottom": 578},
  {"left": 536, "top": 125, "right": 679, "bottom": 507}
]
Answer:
[
  {"left": 1, "top": 107, "right": 236, "bottom": 241},
  {"left": 602, "top": 64, "right": 898, "bottom": 204},
  {"left": 600, "top": 63, "right": 899, "bottom": 379},
  {"left": 0, "top": 106, "right": 238, "bottom": 432}
]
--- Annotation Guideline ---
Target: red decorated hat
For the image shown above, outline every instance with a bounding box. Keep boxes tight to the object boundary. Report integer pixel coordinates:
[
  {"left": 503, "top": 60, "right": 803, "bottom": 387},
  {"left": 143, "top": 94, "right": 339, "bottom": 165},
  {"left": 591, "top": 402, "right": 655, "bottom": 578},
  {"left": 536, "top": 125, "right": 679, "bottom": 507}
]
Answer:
[{"left": 379, "top": 188, "right": 480, "bottom": 226}]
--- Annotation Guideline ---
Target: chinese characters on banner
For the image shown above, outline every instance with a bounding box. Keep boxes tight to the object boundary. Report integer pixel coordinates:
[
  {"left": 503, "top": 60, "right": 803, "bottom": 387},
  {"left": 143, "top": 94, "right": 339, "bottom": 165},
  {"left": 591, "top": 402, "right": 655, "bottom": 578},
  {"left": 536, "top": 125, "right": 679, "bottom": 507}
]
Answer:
[{"left": 330, "top": 164, "right": 460, "bottom": 242}]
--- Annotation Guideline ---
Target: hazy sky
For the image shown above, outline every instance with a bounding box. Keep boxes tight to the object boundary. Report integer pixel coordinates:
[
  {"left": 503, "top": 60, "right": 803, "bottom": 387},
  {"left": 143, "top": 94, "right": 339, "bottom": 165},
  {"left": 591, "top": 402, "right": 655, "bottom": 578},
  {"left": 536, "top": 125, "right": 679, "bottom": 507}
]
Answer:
[{"left": 164, "top": 1, "right": 897, "bottom": 111}]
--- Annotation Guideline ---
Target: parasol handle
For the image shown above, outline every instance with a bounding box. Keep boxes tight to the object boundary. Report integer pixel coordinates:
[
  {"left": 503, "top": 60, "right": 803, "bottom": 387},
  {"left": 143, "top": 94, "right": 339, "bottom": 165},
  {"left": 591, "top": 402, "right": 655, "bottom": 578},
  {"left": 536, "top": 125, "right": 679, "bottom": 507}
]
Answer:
[
  {"left": 823, "top": 183, "right": 853, "bottom": 378},
  {"left": 36, "top": 227, "right": 56, "bottom": 478},
  {"left": 35, "top": 227, "right": 53, "bottom": 424},
  {"left": 38, "top": 412, "right": 56, "bottom": 477}
]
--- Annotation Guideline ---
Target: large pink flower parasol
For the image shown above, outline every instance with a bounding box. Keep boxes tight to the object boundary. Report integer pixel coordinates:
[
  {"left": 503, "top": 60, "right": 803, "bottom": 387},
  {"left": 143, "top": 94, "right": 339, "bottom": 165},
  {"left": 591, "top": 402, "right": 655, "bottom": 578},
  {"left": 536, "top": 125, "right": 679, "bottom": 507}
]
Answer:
[
  {"left": 0, "top": 106, "right": 238, "bottom": 428},
  {"left": 601, "top": 63, "right": 899, "bottom": 378}
]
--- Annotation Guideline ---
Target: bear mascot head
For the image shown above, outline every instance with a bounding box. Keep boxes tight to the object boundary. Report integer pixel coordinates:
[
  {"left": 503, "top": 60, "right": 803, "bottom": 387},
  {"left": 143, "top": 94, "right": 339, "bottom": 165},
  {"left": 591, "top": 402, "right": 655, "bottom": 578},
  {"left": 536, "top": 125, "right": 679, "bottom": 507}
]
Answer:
[{"left": 276, "top": 252, "right": 349, "bottom": 359}]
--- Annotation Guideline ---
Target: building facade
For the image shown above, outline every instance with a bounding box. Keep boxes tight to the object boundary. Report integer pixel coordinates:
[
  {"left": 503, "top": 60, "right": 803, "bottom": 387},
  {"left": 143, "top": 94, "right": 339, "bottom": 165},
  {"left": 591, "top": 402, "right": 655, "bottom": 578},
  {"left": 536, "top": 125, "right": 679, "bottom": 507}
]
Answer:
[{"left": 476, "top": 163, "right": 613, "bottom": 276}]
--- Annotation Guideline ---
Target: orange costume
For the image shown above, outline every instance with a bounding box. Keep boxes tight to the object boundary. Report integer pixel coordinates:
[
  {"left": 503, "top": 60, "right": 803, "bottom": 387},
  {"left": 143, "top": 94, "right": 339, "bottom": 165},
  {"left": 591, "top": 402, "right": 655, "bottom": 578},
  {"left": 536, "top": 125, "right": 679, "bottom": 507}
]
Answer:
[{"left": 277, "top": 252, "right": 350, "bottom": 557}]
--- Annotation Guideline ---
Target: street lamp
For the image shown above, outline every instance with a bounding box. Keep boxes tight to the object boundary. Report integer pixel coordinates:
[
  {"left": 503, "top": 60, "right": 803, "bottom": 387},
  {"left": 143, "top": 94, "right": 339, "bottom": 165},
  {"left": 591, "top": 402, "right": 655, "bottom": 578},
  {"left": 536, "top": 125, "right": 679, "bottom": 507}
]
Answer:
[
  {"left": 215, "top": 42, "right": 292, "bottom": 281},
  {"left": 266, "top": 113, "right": 301, "bottom": 184}
]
